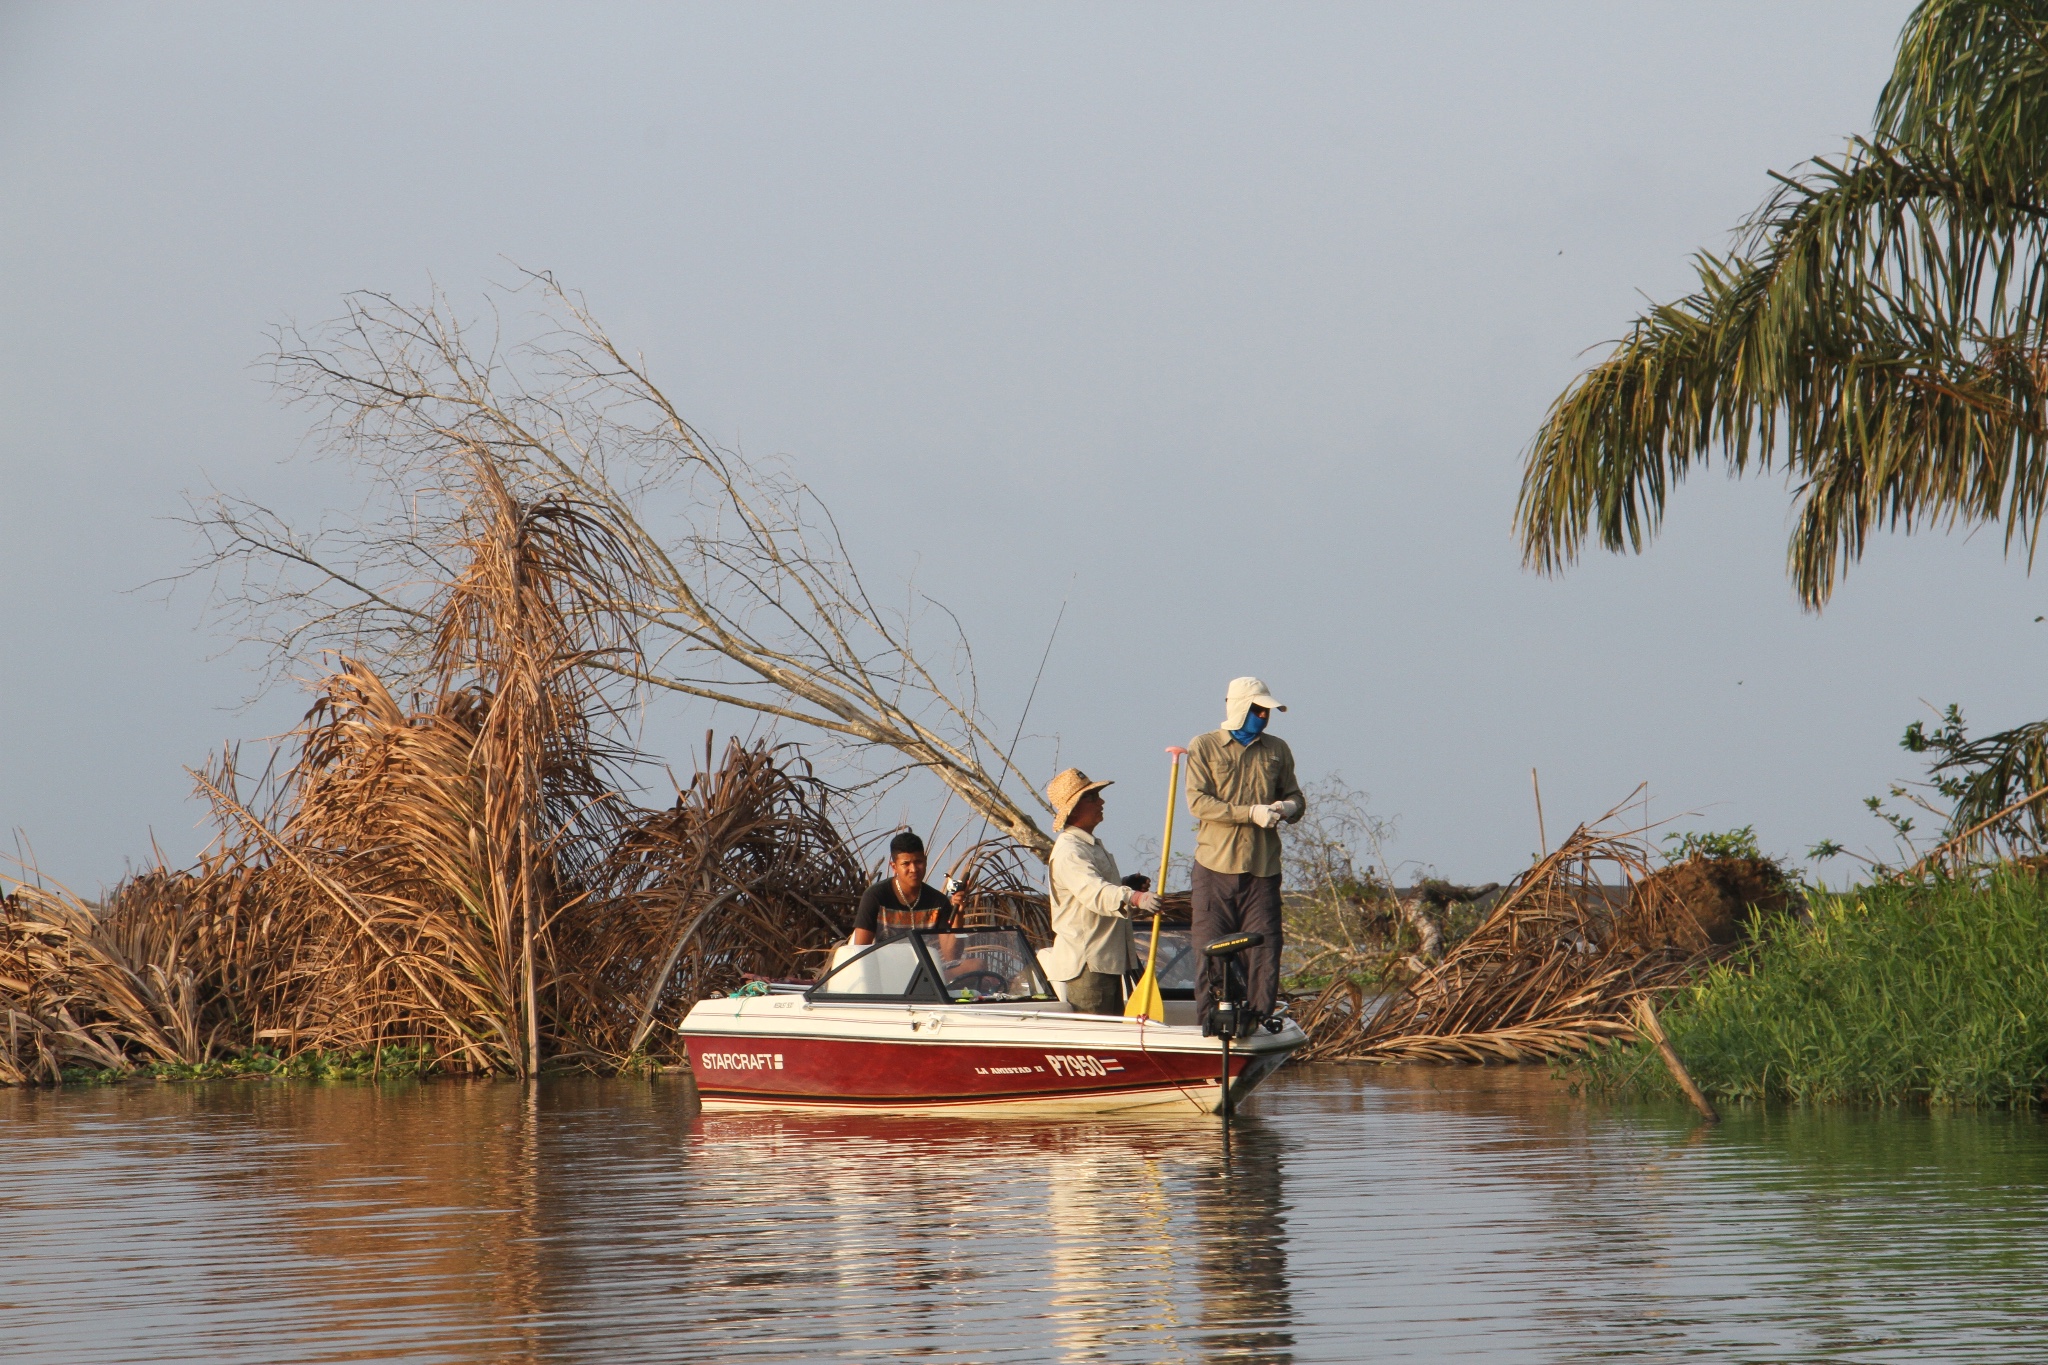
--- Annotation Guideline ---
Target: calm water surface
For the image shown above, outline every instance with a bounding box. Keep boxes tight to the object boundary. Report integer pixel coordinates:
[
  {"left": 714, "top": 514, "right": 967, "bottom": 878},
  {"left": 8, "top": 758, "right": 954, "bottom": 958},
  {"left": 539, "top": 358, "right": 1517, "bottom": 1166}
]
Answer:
[{"left": 4, "top": 1065, "right": 2047, "bottom": 1363}]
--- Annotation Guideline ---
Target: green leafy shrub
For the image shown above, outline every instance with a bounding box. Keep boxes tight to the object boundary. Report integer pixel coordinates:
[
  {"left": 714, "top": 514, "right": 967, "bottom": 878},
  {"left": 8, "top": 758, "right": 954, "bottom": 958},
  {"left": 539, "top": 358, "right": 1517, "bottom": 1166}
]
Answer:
[
  {"left": 1575, "top": 871, "right": 2048, "bottom": 1108},
  {"left": 1661, "top": 825, "right": 1765, "bottom": 863},
  {"left": 60, "top": 1045, "right": 437, "bottom": 1085}
]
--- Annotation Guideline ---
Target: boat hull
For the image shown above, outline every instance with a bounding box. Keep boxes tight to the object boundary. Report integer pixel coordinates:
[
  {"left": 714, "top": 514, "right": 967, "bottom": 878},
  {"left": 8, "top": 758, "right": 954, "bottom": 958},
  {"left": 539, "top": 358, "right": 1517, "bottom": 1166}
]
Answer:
[{"left": 681, "top": 996, "right": 1302, "bottom": 1114}]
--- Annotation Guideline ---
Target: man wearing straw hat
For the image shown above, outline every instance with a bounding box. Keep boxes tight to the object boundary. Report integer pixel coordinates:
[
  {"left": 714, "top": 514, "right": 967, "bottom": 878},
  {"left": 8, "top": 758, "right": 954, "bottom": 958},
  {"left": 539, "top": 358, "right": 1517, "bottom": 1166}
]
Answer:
[
  {"left": 1185, "top": 676, "right": 1305, "bottom": 1029},
  {"left": 1042, "top": 768, "right": 1162, "bottom": 1015}
]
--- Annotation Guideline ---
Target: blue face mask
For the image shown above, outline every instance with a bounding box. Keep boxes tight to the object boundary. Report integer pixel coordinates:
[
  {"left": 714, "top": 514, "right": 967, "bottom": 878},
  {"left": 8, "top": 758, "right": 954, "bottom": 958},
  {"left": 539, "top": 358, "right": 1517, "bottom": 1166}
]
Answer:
[{"left": 1231, "top": 710, "right": 1268, "bottom": 746}]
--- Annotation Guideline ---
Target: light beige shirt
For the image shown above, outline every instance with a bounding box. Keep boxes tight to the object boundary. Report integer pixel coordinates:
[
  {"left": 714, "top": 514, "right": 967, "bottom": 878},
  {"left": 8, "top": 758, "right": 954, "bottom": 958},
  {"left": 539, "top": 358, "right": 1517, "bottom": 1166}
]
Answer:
[
  {"left": 1184, "top": 728, "right": 1305, "bottom": 878},
  {"left": 1042, "top": 827, "right": 1138, "bottom": 981}
]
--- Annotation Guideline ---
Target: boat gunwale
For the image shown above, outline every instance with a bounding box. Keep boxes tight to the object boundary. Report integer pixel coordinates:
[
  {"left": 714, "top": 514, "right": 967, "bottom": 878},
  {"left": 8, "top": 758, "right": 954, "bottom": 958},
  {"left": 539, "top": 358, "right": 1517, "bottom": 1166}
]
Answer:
[{"left": 680, "top": 1001, "right": 1307, "bottom": 1057}]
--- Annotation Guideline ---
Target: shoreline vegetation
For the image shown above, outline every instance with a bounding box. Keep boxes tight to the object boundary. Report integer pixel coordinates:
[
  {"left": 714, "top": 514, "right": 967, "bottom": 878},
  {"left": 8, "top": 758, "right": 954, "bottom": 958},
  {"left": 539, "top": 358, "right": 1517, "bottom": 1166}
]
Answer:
[
  {"left": 4, "top": 271, "right": 2039, "bottom": 1108},
  {"left": 1573, "top": 872, "right": 2048, "bottom": 1111},
  {"left": 2, "top": 740, "right": 2019, "bottom": 1113},
  {"left": 1287, "top": 811, "right": 1779, "bottom": 1068}
]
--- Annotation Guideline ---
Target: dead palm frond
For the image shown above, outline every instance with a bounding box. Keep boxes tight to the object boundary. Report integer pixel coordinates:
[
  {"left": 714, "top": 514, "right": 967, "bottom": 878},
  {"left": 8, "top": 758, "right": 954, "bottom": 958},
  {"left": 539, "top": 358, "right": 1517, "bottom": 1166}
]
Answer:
[
  {"left": 0, "top": 861, "right": 272, "bottom": 1081},
  {"left": 418, "top": 455, "right": 642, "bottom": 1073},
  {"left": 943, "top": 839, "right": 1053, "bottom": 946},
  {"left": 1295, "top": 799, "right": 1713, "bottom": 1064},
  {"left": 573, "top": 738, "right": 867, "bottom": 1065},
  {"left": 221, "top": 662, "right": 532, "bottom": 1072}
]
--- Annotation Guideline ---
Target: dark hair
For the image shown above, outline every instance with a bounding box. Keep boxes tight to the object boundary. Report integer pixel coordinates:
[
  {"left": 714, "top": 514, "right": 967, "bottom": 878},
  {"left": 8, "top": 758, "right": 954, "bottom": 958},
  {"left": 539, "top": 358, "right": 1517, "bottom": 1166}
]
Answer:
[
  {"left": 888, "top": 831, "right": 926, "bottom": 859},
  {"left": 1120, "top": 873, "right": 1151, "bottom": 892}
]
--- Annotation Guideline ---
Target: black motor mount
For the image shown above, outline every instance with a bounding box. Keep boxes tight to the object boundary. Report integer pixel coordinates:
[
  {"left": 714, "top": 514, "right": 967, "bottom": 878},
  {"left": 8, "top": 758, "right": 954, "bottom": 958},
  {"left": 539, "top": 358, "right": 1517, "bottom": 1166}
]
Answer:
[{"left": 1201, "top": 932, "right": 1264, "bottom": 1040}]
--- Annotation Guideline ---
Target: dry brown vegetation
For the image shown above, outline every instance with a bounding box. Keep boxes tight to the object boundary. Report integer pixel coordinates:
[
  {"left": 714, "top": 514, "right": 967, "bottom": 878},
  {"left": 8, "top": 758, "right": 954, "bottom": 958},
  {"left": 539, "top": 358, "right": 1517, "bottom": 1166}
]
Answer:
[
  {"left": 0, "top": 701, "right": 986, "bottom": 1085},
  {"left": 195, "top": 274, "right": 1058, "bottom": 855},
  {"left": 0, "top": 464, "right": 1033, "bottom": 1085},
  {"left": 1292, "top": 802, "right": 1745, "bottom": 1064},
  {"left": 4, "top": 280, "right": 1086, "bottom": 1087},
  {"left": 0, "top": 719, "right": 870, "bottom": 1089}
]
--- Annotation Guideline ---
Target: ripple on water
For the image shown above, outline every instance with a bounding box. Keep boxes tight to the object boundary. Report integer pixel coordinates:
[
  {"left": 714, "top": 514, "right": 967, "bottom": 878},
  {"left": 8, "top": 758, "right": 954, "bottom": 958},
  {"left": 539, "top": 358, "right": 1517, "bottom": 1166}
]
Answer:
[{"left": 3, "top": 1065, "right": 2047, "bottom": 1363}]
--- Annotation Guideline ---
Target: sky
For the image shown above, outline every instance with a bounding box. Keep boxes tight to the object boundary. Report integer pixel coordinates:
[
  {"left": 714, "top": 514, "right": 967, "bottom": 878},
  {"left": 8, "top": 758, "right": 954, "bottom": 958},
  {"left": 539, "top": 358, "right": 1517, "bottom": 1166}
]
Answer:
[{"left": 9, "top": 0, "right": 2036, "bottom": 894}]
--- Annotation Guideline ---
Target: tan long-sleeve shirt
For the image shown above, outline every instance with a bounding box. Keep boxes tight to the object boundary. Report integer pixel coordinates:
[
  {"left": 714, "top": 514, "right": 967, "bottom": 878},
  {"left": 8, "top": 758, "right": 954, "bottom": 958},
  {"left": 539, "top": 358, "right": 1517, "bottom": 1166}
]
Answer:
[
  {"left": 1042, "top": 827, "right": 1138, "bottom": 981},
  {"left": 1184, "top": 728, "right": 1305, "bottom": 877}
]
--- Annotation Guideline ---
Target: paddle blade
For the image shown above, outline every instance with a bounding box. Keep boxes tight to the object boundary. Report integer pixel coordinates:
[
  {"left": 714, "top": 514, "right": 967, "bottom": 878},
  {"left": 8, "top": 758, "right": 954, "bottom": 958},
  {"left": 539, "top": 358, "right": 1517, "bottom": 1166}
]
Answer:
[{"left": 1125, "top": 968, "right": 1165, "bottom": 1021}]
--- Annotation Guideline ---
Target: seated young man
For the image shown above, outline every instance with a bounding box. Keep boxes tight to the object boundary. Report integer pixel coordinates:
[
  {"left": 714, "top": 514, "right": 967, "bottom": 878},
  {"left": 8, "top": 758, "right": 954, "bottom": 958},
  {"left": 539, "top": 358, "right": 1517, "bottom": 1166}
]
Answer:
[{"left": 850, "top": 831, "right": 965, "bottom": 945}]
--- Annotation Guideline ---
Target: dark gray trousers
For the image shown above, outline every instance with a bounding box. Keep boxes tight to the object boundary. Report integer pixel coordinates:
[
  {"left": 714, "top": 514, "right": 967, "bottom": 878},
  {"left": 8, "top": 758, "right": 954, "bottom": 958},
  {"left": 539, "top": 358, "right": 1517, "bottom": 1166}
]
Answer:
[
  {"left": 1063, "top": 969, "right": 1125, "bottom": 1016},
  {"left": 1190, "top": 865, "right": 1283, "bottom": 1021}
]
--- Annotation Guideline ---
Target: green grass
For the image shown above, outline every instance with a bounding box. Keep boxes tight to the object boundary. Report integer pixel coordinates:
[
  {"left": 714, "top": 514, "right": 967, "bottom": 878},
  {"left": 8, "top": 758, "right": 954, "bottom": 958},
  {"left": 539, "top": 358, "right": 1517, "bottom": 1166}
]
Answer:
[
  {"left": 1573, "top": 872, "right": 2048, "bottom": 1109},
  {"left": 58, "top": 1045, "right": 437, "bottom": 1086},
  {"left": 1282, "top": 966, "right": 1397, "bottom": 995}
]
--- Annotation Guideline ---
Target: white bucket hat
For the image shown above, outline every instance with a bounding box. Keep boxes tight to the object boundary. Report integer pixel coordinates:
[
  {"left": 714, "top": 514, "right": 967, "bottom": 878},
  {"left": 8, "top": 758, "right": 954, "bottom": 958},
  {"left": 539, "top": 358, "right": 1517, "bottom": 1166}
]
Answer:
[{"left": 1222, "top": 676, "right": 1287, "bottom": 731}]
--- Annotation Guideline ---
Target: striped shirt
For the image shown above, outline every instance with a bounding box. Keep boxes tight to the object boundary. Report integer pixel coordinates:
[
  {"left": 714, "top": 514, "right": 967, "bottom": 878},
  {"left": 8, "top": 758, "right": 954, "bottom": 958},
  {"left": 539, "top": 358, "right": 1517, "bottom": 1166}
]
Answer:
[{"left": 854, "top": 880, "right": 953, "bottom": 938}]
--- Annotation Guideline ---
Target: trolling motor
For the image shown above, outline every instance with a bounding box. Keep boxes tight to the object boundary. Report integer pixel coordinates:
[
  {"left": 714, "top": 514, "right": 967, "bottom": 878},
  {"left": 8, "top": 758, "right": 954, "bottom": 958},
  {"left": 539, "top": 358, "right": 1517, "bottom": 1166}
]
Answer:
[{"left": 1202, "top": 931, "right": 1264, "bottom": 1118}]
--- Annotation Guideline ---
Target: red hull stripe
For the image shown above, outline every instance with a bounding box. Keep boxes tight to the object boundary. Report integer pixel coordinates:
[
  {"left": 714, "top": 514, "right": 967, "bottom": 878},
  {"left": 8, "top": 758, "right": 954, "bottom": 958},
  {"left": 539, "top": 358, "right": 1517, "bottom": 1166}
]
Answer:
[{"left": 694, "top": 1079, "right": 1209, "bottom": 1105}]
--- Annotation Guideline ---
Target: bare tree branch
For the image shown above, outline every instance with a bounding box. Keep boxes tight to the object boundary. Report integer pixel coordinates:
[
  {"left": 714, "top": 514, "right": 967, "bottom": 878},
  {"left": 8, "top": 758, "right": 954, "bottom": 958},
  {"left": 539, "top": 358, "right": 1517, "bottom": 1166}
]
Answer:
[{"left": 184, "top": 272, "right": 1055, "bottom": 855}]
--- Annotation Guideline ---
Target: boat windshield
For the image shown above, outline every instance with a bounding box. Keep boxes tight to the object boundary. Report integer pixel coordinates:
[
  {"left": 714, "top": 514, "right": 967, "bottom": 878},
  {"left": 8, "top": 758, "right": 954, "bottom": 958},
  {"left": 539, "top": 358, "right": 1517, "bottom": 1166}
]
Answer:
[
  {"left": 807, "top": 928, "right": 1057, "bottom": 1003},
  {"left": 810, "top": 936, "right": 930, "bottom": 998},
  {"left": 1146, "top": 925, "right": 1198, "bottom": 993},
  {"left": 921, "top": 929, "right": 1057, "bottom": 1003}
]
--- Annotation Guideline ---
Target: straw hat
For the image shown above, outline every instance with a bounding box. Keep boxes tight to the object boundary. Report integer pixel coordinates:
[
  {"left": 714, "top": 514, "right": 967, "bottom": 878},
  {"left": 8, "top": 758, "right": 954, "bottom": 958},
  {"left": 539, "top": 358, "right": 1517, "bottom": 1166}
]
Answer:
[{"left": 1045, "top": 768, "right": 1113, "bottom": 832}]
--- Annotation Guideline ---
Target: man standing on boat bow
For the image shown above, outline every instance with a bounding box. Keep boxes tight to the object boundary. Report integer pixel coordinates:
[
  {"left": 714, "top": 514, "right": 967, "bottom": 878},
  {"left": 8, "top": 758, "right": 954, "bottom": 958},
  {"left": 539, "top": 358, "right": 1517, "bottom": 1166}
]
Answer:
[
  {"left": 1186, "top": 676, "right": 1304, "bottom": 1029},
  {"left": 1042, "top": 768, "right": 1162, "bottom": 1015}
]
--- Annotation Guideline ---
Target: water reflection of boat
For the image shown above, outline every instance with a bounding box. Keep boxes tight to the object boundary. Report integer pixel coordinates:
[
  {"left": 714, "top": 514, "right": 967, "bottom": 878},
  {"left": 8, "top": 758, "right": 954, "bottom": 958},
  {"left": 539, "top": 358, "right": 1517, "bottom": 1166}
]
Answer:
[
  {"left": 680, "top": 928, "right": 1305, "bottom": 1113},
  {"left": 687, "top": 1105, "right": 1297, "bottom": 1363}
]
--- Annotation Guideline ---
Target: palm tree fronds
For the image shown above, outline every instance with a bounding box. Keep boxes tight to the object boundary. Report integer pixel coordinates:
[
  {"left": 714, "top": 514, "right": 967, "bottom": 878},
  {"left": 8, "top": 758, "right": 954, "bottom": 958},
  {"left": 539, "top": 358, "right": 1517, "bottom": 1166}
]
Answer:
[{"left": 1519, "top": 0, "right": 2048, "bottom": 608}]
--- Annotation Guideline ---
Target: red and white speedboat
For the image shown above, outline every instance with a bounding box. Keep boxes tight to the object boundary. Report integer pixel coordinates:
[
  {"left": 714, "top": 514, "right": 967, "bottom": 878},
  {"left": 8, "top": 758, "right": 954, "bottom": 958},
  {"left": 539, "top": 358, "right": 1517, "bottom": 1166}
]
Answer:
[{"left": 679, "top": 928, "right": 1305, "bottom": 1113}]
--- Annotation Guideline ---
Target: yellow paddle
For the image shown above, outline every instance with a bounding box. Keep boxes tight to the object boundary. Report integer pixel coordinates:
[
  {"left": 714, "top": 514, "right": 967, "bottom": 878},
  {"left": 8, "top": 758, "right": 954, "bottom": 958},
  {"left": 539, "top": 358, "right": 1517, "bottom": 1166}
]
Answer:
[{"left": 1125, "top": 745, "right": 1186, "bottom": 1022}]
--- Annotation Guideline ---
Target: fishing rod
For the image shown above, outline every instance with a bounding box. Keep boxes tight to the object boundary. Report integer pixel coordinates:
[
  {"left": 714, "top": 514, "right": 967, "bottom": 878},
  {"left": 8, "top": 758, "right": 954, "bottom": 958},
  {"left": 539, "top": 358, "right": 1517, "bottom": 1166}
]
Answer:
[{"left": 944, "top": 590, "right": 1069, "bottom": 893}]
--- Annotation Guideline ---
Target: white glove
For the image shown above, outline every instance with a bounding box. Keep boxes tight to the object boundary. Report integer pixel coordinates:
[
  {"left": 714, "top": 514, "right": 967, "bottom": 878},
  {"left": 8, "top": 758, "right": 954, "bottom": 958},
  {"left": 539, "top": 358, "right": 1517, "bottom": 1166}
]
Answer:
[
  {"left": 1129, "top": 890, "right": 1160, "bottom": 913},
  {"left": 1248, "top": 804, "right": 1280, "bottom": 829},
  {"left": 1270, "top": 798, "right": 1301, "bottom": 820}
]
